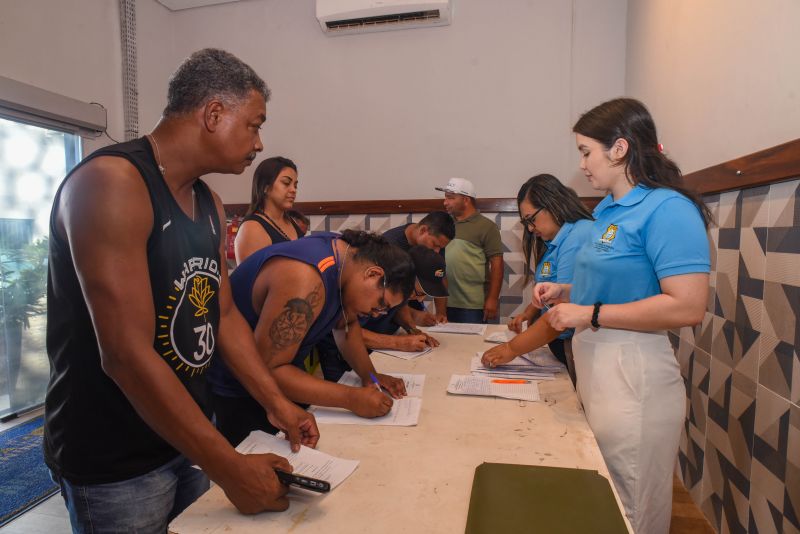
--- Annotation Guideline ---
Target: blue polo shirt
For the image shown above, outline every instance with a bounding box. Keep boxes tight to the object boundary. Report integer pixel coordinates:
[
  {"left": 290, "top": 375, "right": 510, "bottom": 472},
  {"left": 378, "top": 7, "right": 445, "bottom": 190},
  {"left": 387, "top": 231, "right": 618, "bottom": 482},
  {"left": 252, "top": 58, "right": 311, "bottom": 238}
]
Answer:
[
  {"left": 570, "top": 185, "right": 710, "bottom": 307},
  {"left": 535, "top": 219, "right": 593, "bottom": 339},
  {"left": 535, "top": 219, "right": 594, "bottom": 284}
]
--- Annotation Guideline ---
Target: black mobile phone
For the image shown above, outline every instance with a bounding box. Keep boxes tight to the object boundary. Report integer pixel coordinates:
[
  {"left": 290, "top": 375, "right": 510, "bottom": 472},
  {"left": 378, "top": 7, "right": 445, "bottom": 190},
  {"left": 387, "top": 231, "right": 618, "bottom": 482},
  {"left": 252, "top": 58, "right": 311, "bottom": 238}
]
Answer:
[{"left": 274, "top": 469, "right": 331, "bottom": 493}]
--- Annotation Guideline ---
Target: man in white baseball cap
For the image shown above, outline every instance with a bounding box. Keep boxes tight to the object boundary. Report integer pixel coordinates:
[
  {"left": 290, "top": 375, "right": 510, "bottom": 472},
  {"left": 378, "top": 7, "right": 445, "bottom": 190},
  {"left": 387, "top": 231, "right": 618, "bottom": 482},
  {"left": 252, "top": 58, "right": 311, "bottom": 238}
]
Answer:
[
  {"left": 436, "top": 178, "right": 504, "bottom": 324},
  {"left": 435, "top": 177, "right": 477, "bottom": 198}
]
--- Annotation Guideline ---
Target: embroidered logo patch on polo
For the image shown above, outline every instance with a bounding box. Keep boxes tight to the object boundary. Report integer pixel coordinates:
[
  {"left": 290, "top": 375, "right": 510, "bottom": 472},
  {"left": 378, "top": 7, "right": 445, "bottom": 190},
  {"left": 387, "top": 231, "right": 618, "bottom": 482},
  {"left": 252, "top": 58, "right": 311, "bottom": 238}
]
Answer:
[
  {"left": 540, "top": 261, "right": 552, "bottom": 276},
  {"left": 600, "top": 224, "right": 619, "bottom": 244}
]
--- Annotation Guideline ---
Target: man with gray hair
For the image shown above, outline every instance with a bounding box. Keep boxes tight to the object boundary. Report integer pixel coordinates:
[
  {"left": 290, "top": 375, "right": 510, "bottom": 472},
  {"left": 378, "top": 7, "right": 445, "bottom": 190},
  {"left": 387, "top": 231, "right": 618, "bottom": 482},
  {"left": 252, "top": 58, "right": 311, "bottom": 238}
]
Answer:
[{"left": 44, "top": 48, "right": 319, "bottom": 531}]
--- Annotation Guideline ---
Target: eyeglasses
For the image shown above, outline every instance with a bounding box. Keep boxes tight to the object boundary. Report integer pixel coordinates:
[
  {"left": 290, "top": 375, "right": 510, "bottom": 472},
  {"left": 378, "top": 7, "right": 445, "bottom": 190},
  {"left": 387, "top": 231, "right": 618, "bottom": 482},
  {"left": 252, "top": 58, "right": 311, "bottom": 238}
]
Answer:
[
  {"left": 372, "top": 276, "right": 389, "bottom": 316},
  {"left": 520, "top": 207, "right": 544, "bottom": 229}
]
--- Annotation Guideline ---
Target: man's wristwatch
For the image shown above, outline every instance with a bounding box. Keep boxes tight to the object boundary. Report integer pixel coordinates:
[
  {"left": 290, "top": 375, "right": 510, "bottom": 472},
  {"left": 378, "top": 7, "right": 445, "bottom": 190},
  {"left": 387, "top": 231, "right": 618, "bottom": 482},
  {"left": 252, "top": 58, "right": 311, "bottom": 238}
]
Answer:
[{"left": 591, "top": 302, "right": 603, "bottom": 329}]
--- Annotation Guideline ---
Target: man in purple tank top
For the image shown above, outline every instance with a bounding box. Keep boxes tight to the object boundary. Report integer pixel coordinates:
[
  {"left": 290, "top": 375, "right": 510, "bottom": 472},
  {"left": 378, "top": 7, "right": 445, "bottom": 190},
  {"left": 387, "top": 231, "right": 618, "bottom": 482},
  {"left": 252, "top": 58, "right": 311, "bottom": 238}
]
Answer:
[{"left": 209, "top": 230, "right": 416, "bottom": 446}]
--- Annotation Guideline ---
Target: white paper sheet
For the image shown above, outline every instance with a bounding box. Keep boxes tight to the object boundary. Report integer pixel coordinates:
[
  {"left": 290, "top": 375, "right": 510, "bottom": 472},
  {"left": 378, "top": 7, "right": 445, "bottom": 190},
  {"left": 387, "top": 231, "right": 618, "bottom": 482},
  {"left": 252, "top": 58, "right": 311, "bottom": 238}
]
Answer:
[
  {"left": 235, "top": 431, "right": 359, "bottom": 492},
  {"left": 521, "top": 346, "right": 566, "bottom": 368},
  {"left": 426, "top": 322, "right": 488, "bottom": 335},
  {"left": 471, "top": 354, "right": 559, "bottom": 380},
  {"left": 371, "top": 346, "right": 432, "bottom": 360},
  {"left": 335, "top": 370, "right": 425, "bottom": 397},
  {"left": 483, "top": 322, "right": 527, "bottom": 344},
  {"left": 310, "top": 397, "right": 422, "bottom": 426},
  {"left": 447, "top": 374, "right": 540, "bottom": 402},
  {"left": 308, "top": 371, "right": 424, "bottom": 426}
]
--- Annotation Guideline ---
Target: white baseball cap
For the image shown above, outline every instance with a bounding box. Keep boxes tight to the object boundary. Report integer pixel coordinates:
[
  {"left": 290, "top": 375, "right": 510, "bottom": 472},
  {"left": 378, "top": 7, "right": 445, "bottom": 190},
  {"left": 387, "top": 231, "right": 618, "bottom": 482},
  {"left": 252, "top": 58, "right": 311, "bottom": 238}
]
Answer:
[{"left": 435, "top": 177, "right": 476, "bottom": 198}]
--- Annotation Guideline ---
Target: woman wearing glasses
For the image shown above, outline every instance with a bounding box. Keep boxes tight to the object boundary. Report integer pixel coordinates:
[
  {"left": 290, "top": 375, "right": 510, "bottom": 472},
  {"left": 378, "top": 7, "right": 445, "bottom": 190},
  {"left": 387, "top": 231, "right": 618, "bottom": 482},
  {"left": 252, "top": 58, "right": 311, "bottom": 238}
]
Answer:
[
  {"left": 535, "top": 99, "right": 710, "bottom": 533},
  {"left": 208, "top": 230, "right": 415, "bottom": 446},
  {"left": 482, "top": 174, "right": 593, "bottom": 382}
]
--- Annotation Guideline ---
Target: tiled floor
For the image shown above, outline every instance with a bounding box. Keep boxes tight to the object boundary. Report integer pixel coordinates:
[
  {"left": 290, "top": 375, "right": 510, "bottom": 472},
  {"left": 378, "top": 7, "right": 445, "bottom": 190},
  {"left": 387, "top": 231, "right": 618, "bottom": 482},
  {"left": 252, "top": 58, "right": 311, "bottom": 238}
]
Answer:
[{"left": 0, "top": 495, "right": 70, "bottom": 534}]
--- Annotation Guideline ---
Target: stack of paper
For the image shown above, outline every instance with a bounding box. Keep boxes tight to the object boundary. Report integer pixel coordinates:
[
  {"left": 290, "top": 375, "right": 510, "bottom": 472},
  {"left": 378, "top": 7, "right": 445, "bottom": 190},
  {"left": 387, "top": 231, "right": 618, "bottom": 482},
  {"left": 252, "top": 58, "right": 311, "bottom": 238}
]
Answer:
[
  {"left": 447, "top": 374, "right": 540, "bottom": 402},
  {"left": 523, "top": 346, "right": 566, "bottom": 369},
  {"left": 426, "top": 323, "right": 488, "bottom": 335},
  {"left": 371, "top": 346, "right": 432, "bottom": 360},
  {"left": 471, "top": 351, "right": 562, "bottom": 381},
  {"left": 309, "top": 371, "right": 424, "bottom": 426},
  {"left": 236, "top": 431, "right": 359, "bottom": 493}
]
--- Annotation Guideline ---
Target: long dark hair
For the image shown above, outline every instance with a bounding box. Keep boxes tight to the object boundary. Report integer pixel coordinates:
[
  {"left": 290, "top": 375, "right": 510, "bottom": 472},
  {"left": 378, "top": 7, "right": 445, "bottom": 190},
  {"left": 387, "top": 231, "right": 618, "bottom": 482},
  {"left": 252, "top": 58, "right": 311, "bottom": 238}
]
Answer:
[
  {"left": 246, "top": 156, "right": 297, "bottom": 216},
  {"left": 517, "top": 174, "right": 593, "bottom": 285},
  {"left": 340, "top": 229, "right": 415, "bottom": 299},
  {"left": 573, "top": 98, "right": 711, "bottom": 227}
]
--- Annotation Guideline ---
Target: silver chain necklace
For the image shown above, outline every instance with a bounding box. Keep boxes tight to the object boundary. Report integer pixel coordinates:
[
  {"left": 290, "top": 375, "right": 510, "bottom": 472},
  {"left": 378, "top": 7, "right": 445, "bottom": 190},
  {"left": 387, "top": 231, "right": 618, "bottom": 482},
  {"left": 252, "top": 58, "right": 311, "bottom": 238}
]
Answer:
[
  {"left": 148, "top": 133, "right": 195, "bottom": 221},
  {"left": 147, "top": 134, "right": 166, "bottom": 174}
]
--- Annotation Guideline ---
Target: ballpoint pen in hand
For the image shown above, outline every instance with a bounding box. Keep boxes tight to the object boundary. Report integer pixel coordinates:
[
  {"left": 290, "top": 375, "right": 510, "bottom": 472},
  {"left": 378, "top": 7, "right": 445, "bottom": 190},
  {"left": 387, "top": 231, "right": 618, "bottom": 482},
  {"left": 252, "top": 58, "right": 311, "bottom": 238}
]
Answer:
[{"left": 368, "top": 372, "right": 382, "bottom": 392}]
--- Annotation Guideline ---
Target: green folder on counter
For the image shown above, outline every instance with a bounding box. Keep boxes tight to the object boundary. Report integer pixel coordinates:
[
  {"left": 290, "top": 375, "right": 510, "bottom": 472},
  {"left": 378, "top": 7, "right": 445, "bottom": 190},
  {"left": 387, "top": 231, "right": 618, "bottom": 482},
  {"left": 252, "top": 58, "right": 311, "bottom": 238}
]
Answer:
[{"left": 465, "top": 463, "right": 628, "bottom": 533}]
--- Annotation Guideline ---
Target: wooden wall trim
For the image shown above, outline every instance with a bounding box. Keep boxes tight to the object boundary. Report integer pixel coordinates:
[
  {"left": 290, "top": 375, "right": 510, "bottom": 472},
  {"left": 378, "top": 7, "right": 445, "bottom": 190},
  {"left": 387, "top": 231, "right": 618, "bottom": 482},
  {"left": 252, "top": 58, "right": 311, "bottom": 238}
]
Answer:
[
  {"left": 224, "top": 138, "right": 799, "bottom": 217},
  {"left": 226, "top": 197, "right": 601, "bottom": 217},
  {"left": 684, "top": 137, "right": 800, "bottom": 196}
]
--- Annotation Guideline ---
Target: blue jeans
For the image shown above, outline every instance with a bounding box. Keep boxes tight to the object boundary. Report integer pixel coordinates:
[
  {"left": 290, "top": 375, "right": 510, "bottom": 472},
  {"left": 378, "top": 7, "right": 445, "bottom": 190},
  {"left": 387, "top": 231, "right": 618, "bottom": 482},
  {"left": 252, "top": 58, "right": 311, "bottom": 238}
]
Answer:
[
  {"left": 446, "top": 307, "right": 486, "bottom": 324},
  {"left": 52, "top": 454, "right": 209, "bottom": 533}
]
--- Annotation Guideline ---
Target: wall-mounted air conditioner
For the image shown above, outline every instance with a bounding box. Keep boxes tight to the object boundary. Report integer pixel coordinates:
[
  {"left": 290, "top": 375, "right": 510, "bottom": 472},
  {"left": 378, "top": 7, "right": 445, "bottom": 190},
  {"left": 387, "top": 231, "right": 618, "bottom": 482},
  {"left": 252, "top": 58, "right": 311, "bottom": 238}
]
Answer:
[{"left": 316, "top": 0, "right": 453, "bottom": 36}]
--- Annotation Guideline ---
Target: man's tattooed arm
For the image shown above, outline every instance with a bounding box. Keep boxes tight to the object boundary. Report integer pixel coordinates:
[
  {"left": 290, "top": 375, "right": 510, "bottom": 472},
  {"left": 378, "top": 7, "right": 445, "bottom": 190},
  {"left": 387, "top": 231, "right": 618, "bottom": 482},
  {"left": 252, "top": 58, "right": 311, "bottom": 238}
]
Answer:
[{"left": 268, "top": 284, "right": 323, "bottom": 350}]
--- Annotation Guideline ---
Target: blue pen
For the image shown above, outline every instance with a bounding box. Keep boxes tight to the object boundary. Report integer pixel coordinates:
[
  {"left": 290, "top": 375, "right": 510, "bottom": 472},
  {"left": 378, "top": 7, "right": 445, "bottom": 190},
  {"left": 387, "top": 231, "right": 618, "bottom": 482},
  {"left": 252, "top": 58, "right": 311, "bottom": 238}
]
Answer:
[
  {"left": 542, "top": 303, "right": 551, "bottom": 312},
  {"left": 368, "top": 372, "right": 382, "bottom": 392}
]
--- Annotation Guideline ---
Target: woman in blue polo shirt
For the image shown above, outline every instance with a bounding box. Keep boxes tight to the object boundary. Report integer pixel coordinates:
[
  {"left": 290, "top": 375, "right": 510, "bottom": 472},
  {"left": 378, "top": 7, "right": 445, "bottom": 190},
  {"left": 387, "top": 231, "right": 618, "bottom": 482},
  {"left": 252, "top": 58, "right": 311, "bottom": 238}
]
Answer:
[
  {"left": 534, "top": 98, "right": 711, "bottom": 534},
  {"left": 482, "top": 174, "right": 592, "bottom": 384}
]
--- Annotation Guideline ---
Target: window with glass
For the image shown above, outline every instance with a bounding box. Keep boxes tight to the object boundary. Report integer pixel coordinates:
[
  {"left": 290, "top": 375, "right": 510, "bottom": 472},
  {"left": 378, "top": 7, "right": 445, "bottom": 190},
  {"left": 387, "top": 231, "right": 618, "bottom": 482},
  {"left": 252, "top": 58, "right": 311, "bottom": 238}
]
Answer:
[{"left": 0, "top": 117, "right": 81, "bottom": 418}]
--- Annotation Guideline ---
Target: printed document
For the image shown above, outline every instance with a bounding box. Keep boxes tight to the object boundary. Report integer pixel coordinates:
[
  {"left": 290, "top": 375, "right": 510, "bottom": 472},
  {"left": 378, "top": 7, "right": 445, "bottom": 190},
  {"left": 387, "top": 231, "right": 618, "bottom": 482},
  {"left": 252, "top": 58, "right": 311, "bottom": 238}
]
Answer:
[
  {"left": 426, "top": 322, "right": 488, "bottom": 335},
  {"left": 471, "top": 354, "right": 559, "bottom": 380},
  {"left": 447, "top": 374, "right": 540, "bottom": 402},
  {"left": 236, "top": 431, "right": 359, "bottom": 492},
  {"left": 484, "top": 322, "right": 526, "bottom": 344},
  {"left": 309, "top": 371, "right": 424, "bottom": 426},
  {"left": 372, "top": 346, "right": 432, "bottom": 360},
  {"left": 334, "top": 370, "right": 425, "bottom": 396}
]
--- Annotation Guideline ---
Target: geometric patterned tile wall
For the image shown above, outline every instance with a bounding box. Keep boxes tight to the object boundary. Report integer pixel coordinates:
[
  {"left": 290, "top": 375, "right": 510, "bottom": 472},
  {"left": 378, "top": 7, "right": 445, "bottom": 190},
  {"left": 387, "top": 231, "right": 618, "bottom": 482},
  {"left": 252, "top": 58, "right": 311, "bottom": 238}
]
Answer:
[
  {"left": 308, "top": 211, "right": 531, "bottom": 322},
  {"left": 672, "top": 178, "right": 800, "bottom": 534}
]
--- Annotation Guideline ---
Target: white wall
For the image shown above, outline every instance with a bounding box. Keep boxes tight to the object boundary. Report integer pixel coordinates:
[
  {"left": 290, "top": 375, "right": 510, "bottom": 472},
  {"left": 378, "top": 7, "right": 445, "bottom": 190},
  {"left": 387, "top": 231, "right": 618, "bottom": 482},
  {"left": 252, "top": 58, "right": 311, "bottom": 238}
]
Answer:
[
  {"left": 626, "top": 0, "right": 800, "bottom": 175},
  {"left": 137, "top": 0, "right": 627, "bottom": 203},
  {"left": 0, "top": 0, "right": 124, "bottom": 155}
]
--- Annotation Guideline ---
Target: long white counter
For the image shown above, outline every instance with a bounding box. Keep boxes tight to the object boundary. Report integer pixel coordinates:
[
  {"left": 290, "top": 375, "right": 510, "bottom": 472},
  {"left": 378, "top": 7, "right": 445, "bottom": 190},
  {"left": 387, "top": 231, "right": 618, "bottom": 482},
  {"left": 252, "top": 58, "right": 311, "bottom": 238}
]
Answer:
[{"left": 169, "top": 325, "right": 629, "bottom": 533}]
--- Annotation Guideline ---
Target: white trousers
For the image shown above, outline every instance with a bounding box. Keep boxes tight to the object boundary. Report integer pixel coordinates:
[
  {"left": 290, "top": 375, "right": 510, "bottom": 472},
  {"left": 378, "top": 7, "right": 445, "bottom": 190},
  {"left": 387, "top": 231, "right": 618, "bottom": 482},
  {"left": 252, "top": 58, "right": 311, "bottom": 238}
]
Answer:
[{"left": 572, "top": 327, "right": 684, "bottom": 534}]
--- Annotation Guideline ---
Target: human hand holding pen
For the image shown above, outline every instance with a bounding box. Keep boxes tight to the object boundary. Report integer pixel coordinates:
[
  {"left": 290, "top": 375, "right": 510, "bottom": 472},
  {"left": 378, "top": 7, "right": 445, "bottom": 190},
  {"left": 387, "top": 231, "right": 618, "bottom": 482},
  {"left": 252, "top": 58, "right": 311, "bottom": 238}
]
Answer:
[
  {"left": 371, "top": 371, "right": 407, "bottom": 399},
  {"left": 405, "top": 327, "right": 440, "bottom": 348},
  {"left": 532, "top": 282, "right": 569, "bottom": 308},
  {"left": 348, "top": 384, "right": 392, "bottom": 417},
  {"left": 220, "top": 453, "right": 292, "bottom": 514}
]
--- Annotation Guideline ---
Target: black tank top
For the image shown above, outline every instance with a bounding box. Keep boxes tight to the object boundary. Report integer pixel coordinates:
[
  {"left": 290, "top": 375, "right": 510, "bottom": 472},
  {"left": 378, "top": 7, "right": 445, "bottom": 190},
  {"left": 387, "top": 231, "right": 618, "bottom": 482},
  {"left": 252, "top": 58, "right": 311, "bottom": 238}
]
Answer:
[
  {"left": 44, "top": 137, "right": 222, "bottom": 484},
  {"left": 241, "top": 211, "right": 304, "bottom": 244}
]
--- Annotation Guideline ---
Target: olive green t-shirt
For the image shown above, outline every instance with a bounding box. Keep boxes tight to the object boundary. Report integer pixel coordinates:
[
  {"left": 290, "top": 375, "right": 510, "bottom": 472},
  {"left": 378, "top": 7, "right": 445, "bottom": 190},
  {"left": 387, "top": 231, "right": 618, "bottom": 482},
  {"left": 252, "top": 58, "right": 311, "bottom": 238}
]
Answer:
[{"left": 445, "top": 212, "right": 503, "bottom": 309}]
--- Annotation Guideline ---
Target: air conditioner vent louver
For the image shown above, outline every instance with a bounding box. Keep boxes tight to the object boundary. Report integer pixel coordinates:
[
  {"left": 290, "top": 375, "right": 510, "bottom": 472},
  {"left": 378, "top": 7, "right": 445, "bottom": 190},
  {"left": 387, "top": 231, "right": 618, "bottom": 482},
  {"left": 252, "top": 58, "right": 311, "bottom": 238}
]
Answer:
[
  {"left": 316, "top": 1, "right": 452, "bottom": 36},
  {"left": 326, "top": 9, "right": 440, "bottom": 30}
]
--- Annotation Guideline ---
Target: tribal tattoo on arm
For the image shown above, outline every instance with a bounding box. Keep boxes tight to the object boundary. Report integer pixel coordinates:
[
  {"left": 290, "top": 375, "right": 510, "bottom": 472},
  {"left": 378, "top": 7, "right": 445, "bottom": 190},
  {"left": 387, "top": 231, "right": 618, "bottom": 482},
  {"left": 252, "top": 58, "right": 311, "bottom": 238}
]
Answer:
[{"left": 269, "top": 284, "right": 323, "bottom": 350}]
